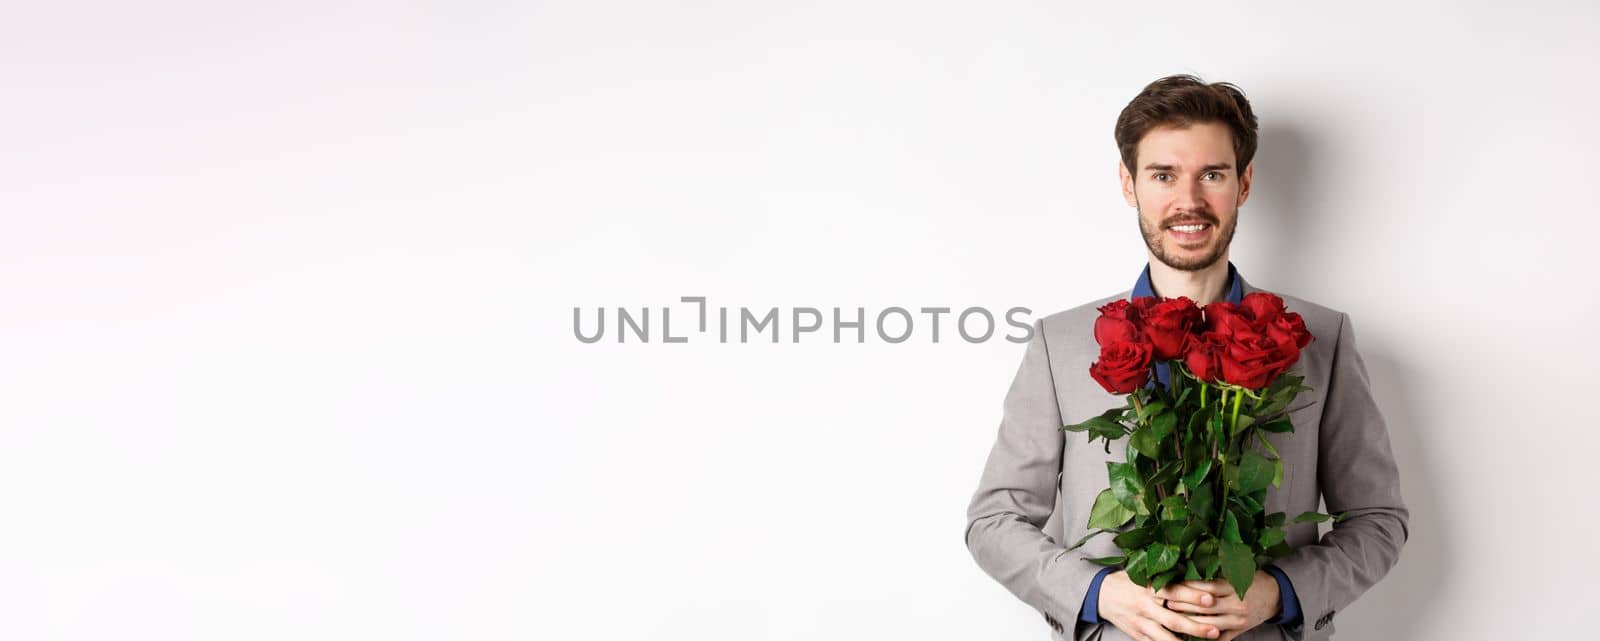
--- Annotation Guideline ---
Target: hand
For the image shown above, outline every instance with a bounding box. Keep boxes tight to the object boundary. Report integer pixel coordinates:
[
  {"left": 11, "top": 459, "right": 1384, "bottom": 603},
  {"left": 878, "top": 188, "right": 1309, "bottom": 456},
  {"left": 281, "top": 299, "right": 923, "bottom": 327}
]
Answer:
[
  {"left": 1161, "top": 571, "right": 1281, "bottom": 641},
  {"left": 1096, "top": 570, "right": 1221, "bottom": 641}
]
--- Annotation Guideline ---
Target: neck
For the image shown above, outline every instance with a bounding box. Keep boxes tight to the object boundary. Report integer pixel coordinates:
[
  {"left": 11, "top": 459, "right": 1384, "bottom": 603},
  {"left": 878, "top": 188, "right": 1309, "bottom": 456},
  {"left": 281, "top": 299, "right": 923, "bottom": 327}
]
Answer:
[{"left": 1147, "top": 254, "right": 1232, "bottom": 306}]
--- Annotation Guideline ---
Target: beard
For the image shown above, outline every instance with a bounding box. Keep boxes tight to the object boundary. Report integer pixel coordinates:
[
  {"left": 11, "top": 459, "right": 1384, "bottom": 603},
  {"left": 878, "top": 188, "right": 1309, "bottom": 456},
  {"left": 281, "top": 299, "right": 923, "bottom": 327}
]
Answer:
[{"left": 1136, "top": 203, "right": 1237, "bottom": 272}]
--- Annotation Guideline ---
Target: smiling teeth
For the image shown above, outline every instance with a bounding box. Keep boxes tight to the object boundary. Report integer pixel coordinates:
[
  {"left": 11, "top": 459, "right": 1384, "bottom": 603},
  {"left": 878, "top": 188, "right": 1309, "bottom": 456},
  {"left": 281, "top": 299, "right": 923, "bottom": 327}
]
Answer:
[{"left": 1171, "top": 224, "right": 1207, "bottom": 232}]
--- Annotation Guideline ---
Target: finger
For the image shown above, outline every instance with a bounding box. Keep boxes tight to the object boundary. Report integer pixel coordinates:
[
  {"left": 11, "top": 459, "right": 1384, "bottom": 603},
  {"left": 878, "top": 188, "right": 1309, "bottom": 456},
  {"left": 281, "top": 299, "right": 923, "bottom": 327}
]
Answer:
[
  {"left": 1200, "top": 595, "right": 1249, "bottom": 617},
  {"left": 1179, "top": 588, "right": 1245, "bottom": 616},
  {"left": 1134, "top": 617, "right": 1185, "bottom": 641},
  {"left": 1179, "top": 579, "right": 1233, "bottom": 596},
  {"left": 1160, "top": 598, "right": 1217, "bottom": 615},
  {"left": 1186, "top": 612, "right": 1250, "bottom": 631},
  {"left": 1153, "top": 584, "right": 1217, "bottom": 609},
  {"left": 1146, "top": 607, "right": 1219, "bottom": 640}
]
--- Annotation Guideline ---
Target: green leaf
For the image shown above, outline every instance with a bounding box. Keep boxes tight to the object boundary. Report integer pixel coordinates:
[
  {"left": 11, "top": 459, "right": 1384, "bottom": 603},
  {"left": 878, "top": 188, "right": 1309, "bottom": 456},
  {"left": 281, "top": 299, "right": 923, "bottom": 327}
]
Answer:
[
  {"left": 1266, "top": 374, "right": 1304, "bottom": 399},
  {"left": 1222, "top": 509, "right": 1242, "bottom": 543},
  {"left": 1233, "top": 493, "right": 1264, "bottom": 515},
  {"left": 1126, "top": 548, "right": 1151, "bottom": 586},
  {"left": 1063, "top": 527, "right": 1113, "bottom": 553},
  {"left": 1088, "top": 555, "right": 1126, "bottom": 566},
  {"left": 1108, "top": 462, "right": 1142, "bottom": 509},
  {"left": 1255, "top": 431, "right": 1281, "bottom": 458},
  {"left": 1293, "top": 511, "right": 1336, "bottom": 524},
  {"left": 1258, "top": 418, "right": 1294, "bottom": 433},
  {"left": 1088, "top": 489, "right": 1136, "bottom": 530},
  {"left": 1130, "top": 427, "right": 1160, "bottom": 460},
  {"left": 1179, "top": 518, "right": 1206, "bottom": 549},
  {"left": 1151, "top": 410, "right": 1178, "bottom": 441},
  {"left": 1183, "top": 560, "right": 1202, "bottom": 581},
  {"left": 1065, "top": 415, "right": 1131, "bottom": 443},
  {"left": 1188, "top": 484, "right": 1215, "bottom": 522},
  {"left": 1150, "top": 569, "right": 1179, "bottom": 594},
  {"left": 1263, "top": 374, "right": 1290, "bottom": 398},
  {"left": 1231, "top": 413, "right": 1256, "bottom": 435},
  {"left": 1259, "top": 526, "right": 1286, "bottom": 549},
  {"left": 1187, "top": 411, "right": 1209, "bottom": 440},
  {"left": 1159, "top": 496, "right": 1189, "bottom": 522},
  {"left": 1232, "top": 504, "right": 1259, "bottom": 548},
  {"left": 1233, "top": 451, "right": 1274, "bottom": 494},
  {"left": 1193, "top": 538, "right": 1221, "bottom": 578},
  {"left": 1148, "top": 459, "right": 1182, "bottom": 492},
  {"left": 1114, "top": 524, "right": 1155, "bottom": 550},
  {"left": 1160, "top": 519, "right": 1186, "bottom": 545},
  {"left": 1063, "top": 415, "right": 1117, "bottom": 434},
  {"left": 1219, "top": 540, "right": 1256, "bottom": 600},
  {"left": 1145, "top": 542, "right": 1179, "bottom": 575},
  {"left": 1181, "top": 458, "right": 1212, "bottom": 493},
  {"left": 1249, "top": 436, "right": 1283, "bottom": 488}
]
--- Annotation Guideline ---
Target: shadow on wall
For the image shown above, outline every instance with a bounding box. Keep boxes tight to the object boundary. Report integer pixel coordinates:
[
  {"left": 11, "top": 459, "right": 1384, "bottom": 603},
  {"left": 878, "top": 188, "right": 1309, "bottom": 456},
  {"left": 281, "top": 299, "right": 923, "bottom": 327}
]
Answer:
[
  {"left": 1322, "top": 349, "right": 1447, "bottom": 640},
  {"left": 1252, "top": 121, "right": 1446, "bottom": 637},
  {"left": 1246, "top": 123, "right": 1321, "bottom": 288}
]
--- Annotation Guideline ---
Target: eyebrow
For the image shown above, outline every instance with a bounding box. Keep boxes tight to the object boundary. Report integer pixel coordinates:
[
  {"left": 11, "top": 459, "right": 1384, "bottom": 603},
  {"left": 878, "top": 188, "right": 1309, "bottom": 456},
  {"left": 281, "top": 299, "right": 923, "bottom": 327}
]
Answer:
[{"left": 1142, "top": 163, "right": 1234, "bottom": 173}]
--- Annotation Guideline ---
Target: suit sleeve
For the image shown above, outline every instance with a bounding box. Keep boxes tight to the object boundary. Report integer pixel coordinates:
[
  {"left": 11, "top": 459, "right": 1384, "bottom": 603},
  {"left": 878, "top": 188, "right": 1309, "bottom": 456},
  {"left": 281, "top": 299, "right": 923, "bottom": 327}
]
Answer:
[
  {"left": 1271, "top": 312, "right": 1410, "bottom": 639},
  {"left": 965, "top": 319, "right": 1103, "bottom": 632}
]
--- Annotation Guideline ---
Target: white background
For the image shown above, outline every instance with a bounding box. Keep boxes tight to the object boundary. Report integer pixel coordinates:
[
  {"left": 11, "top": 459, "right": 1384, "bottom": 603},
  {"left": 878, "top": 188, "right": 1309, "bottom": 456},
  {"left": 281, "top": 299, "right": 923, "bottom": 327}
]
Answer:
[{"left": 3, "top": 1, "right": 1595, "bottom": 639}]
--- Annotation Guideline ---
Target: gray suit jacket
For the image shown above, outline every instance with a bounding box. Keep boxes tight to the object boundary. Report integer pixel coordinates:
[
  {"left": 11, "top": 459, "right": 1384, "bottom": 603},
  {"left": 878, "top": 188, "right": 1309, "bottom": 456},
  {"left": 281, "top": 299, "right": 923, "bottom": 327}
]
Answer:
[{"left": 964, "top": 274, "right": 1409, "bottom": 641}]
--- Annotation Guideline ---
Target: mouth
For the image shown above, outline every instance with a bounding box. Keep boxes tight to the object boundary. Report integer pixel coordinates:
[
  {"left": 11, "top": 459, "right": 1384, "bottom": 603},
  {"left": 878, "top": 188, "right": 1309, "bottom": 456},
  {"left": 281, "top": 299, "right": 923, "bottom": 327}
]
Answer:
[{"left": 1164, "top": 222, "right": 1214, "bottom": 246}]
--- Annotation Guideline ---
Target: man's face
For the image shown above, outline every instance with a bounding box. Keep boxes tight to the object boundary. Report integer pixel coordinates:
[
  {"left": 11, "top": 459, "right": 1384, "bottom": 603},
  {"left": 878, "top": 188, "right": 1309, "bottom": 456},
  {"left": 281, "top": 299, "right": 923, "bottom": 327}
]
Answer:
[{"left": 1119, "top": 121, "right": 1253, "bottom": 272}]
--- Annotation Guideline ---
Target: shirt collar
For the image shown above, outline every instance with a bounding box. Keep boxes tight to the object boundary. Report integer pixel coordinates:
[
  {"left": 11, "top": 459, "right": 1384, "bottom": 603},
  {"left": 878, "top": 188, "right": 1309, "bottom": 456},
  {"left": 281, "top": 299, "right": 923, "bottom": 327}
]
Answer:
[{"left": 1130, "top": 260, "right": 1243, "bottom": 305}]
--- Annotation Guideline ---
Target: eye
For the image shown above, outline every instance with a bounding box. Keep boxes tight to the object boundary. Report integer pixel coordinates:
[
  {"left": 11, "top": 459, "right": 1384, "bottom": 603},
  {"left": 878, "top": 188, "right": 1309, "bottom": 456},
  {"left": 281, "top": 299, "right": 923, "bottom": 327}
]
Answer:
[
  {"left": 1153, "top": 173, "right": 1172, "bottom": 182},
  {"left": 1203, "top": 171, "right": 1224, "bottom": 181}
]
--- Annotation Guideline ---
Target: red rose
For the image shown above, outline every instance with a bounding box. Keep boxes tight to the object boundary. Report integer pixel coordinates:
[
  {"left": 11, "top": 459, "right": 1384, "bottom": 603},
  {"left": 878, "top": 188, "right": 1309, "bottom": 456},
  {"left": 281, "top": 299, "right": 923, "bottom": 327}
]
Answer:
[
  {"left": 1213, "top": 312, "right": 1260, "bottom": 343},
  {"left": 1143, "top": 297, "right": 1202, "bottom": 360},
  {"left": 1183, "top": 331, "right": 1227, "bottom": 383},
  {"left": 1202, "top": 301, "right": 1252, "bottom": 338},
  {"left": 1239, "top": 292, "right": 1287, "bottom": 324},
  {"left": 1267, "top": 311, "right": 1313, "bottom": 350},
  {"left": 1130, "top": 296, "right": 1161, "bottom": 319},
  {"left": 1094, "top": 299, "right": 1143, "bottom": 346},
  {"left": 1090, "top": 340, "right": 1153, "bottom": 395},
  {"left": 1219, "top": 332, "right": 1297, "bottom": 389},
  {"left": 1097, "top": 299, "right": 1132, "bottom": 318}
]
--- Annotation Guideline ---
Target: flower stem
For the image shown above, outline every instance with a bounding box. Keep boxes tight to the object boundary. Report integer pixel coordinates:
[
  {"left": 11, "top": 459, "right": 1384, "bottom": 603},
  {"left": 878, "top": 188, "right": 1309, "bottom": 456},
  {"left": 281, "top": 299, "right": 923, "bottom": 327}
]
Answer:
[
  {"left": 1210, "top": 388, "right": 1222, "bottom": 461},
  {"left": 1217, "top": 388, "right": 1232, "bottom": 533},
  {"left": 1231, "top": 386, "right": 1243, "bottom": 434}
]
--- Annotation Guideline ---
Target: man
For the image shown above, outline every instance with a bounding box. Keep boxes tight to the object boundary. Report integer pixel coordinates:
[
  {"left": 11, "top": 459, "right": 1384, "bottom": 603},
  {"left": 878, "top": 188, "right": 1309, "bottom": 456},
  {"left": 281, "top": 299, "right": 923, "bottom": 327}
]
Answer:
[{"left": 963, "top": 75, "right": 1409, "bottom": 641}]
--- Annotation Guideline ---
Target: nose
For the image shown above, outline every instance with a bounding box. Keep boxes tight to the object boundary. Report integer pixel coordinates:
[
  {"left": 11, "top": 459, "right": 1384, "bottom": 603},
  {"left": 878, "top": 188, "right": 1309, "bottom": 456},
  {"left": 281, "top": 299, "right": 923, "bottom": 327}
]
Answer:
[{"left": 1174, "top": 175, "right": 1207, "bottom": 213}]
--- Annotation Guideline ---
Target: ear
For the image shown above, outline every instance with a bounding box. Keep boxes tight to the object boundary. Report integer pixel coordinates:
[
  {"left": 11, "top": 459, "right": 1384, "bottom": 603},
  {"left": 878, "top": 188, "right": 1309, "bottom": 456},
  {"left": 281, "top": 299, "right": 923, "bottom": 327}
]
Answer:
[
  {"left": 1118, "top": 160, "right": 1137, "bottom": 207},
  {"left": 1236, "top": 161, "right": 1254, "bottom": 207}
]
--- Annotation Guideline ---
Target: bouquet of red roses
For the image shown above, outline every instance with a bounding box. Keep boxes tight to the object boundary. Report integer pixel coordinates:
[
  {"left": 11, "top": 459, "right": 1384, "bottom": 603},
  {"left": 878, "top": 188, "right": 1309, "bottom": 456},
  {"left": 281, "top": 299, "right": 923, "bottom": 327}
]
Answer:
[{"left": 1061, "top": 292, "right": 1344, "bottom": 611}]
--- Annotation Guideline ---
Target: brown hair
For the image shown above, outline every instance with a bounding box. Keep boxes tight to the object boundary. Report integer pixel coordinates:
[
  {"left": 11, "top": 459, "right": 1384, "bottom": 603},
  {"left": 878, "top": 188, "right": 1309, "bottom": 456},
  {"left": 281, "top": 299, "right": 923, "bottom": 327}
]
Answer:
[{"left": 1115, "top": 74, "right": 1259, "bottom": 177}]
